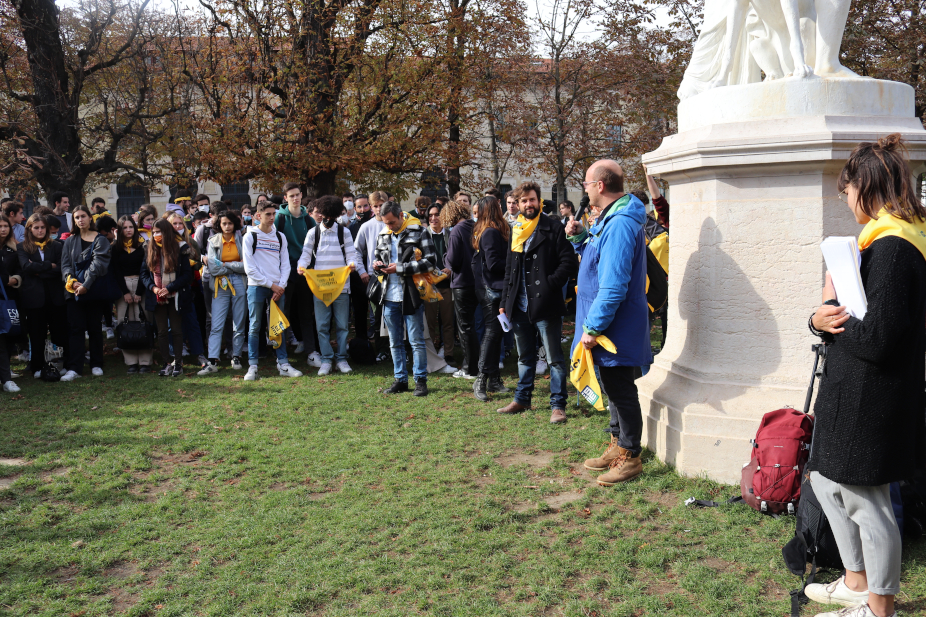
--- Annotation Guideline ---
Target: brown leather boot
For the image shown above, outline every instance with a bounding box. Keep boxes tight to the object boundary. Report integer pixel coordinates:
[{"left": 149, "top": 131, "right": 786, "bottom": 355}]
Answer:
[
  {"left": 549, "top": 408, "right": 566, "bottom": 424},
  {"left": 596, "top": 447, "right": 642, "bottom": 486},
  {"left": 583, "top": 435, "right": 620, "bottom": 471},
  {"left": 496, "top": 401, "right": 530, "bottom": 414}
]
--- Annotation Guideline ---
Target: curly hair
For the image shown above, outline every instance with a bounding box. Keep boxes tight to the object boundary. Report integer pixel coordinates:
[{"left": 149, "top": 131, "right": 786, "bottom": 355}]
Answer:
[{"left": 439, "top": 199, "right": 472, "bottom": 229}]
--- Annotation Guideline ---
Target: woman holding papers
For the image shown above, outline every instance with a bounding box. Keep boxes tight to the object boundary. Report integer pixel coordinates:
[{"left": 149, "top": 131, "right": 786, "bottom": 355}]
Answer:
[{"left": 806, "top": 133, "right": 926, "bottom": 617}]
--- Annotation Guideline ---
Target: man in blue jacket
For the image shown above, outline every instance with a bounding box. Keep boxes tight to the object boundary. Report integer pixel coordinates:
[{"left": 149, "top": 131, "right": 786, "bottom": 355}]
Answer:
[{"left": 566, "top": 160, "right": 652, "bottom": 485}]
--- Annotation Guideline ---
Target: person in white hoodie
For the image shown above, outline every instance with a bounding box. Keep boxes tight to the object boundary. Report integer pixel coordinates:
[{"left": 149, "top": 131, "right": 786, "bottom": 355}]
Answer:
[{"left": 241, "top": 200, "right": 302, "bottom": 380}]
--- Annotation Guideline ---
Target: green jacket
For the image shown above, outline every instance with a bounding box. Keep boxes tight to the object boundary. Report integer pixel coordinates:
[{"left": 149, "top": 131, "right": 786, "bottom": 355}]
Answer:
[{"left": 274, "top": 206, "right": 314, "bottom": 263}]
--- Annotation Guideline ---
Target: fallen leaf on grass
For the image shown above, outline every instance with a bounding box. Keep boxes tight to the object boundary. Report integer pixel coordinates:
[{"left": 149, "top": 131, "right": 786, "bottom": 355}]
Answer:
[{"left": 523, "top": 485, "right": 539, "bottom": 489}]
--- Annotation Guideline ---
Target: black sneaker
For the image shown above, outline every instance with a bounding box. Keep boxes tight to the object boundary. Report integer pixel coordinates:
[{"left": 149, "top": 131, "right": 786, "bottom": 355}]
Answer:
[
  {"left": 414, "top": 378, "right": 429, "bottom": 397},
  {"left": 171, "top": 363, "right": 183, "bottom": 377},
  {"left": 385, "top": 379, "right": 409, "bottom": 394},
  {"left": 158, "top": 363, "right": 174, "bottom": 377},
  {"left": 376, "top": 351, "right": 390, "bottom": 364},
  {"left": 473, "top": 374, "right": 488, "bottom": 401},
  {"left": 139, "top": 365, "right": 151, "bottom": 374},
  {"left": 487, "top": 375, "right": 509, "bottom": 393},
  {"left": 127, "top": 364, "right": 139, "bottom": 375}
]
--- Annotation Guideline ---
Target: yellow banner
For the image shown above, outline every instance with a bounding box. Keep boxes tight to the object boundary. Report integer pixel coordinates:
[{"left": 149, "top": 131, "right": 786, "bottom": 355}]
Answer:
[
  {"left": 267, "top": 299, "right": 289, "bottom": 349},
  {"left": 303, "top": 265, "right": 352, "bottom": 307},
  {"left": 569, "top": 335, "right": 617, "bottom": 411}
]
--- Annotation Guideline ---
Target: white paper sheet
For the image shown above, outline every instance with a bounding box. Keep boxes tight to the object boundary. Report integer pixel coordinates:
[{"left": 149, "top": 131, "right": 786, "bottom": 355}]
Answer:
[{"left": 821, "top": 236, "right": 867, "bottom": 320}]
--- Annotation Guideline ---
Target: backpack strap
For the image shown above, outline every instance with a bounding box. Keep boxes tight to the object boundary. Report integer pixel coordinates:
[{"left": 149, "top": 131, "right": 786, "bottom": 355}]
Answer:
[
  {"left": 250, "top": 231, "right": 258, "bottom": 255},
  {"left": 308, "top": 224, "right": 347, "bottom": 270}
]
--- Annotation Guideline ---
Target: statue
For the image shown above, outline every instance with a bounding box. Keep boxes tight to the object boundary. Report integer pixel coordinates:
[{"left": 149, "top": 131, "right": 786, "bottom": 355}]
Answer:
[{"left": 678, "top": 0, "right": 858, "bottom": 100}]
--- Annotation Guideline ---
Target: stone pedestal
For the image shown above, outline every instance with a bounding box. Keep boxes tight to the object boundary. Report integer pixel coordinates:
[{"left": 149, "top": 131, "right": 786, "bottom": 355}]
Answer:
[{"left": 639, "top": 77, "right": 926, "bottom": 485}]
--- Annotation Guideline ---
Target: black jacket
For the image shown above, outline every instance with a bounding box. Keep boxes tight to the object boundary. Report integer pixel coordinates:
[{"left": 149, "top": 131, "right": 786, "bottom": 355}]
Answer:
[
  {"left": 445, "top": 219, "right": 476, "bottom": 289},
  {"left": 111, "top": 244, "right": 147, "bottom": 294},
  {"left": 17, "top": 242, "right": 65, "bottom": 309},
  {"left": 475, "top": 227, "right": 508, "bottom": 291},
  {"left": 500, "top": 214, "right": 578, "bottom": 322},
  {"left": 0, "top": 245, "right": 20, "bottom": 300},
  {"left": 808, "top": 236, "right": 926, "bottom": 485},
  {"left": 139, "top": 243, "right": 194, "bottom": 312}
]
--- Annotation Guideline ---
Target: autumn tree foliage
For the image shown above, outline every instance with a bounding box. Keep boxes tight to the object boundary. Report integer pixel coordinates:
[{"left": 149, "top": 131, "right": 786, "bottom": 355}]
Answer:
[{"left": 0, "top": 0, "right": 190, "bottom": 202}]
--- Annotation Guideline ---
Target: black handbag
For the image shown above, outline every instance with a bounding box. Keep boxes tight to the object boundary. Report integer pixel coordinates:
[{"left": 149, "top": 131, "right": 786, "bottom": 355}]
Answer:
[
  {"left": 40, "top": 363, "right": 61, "bottom": 382},
  {"left": 116, "top": 304, "right": 154, "bottom": 350},
  {"left": 366, "top": 273, "right": 384, "bottom": 305}
]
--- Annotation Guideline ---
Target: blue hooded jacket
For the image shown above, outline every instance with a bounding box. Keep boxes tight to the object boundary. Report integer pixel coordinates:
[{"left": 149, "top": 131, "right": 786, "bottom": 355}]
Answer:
[{"left": 570, "top": 194, "right": 652, "bottom": 368}]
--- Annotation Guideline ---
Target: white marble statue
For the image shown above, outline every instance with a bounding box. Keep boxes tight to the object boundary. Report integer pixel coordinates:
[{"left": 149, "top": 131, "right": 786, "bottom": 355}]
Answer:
[{"left": 678, "top": 0, "right": 858, "bottom": 100}]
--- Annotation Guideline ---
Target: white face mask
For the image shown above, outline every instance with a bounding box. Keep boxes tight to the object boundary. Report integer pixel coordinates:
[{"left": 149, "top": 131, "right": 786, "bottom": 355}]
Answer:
[
  {"left": 473, "top": 216, "right": 478, "bottom": 222},
  {"left": 337, "top": 214, "right": 351, "bottom": 226},
  {"left": 199, "top": 204, "right": 210, "bottom": 213},
  {"left": 344, "top": 200, "right": 354, "bottom": 210}
]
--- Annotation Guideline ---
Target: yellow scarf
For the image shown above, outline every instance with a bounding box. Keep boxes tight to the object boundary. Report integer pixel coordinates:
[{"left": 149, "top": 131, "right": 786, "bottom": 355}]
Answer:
[
  {"left": 858, "top": 207, "right": 926, "bottom": 262},
  {"left": 387, "top": 213, "right": 420, "bottom": 235},
  {"left": 33, "top": 239, "right": 49, "bottom": 251},
  {"left": 123, "top": 240, "right": 135, "bottom": 253},
  {"left": 213, "top": 275, "right": 236, "bottom": 298},
  {"left": 510, "top": 214, "right": 540, "bottom": 253},
  {"left": 65, "top": 275, "right": 80, "bottom": 294}
]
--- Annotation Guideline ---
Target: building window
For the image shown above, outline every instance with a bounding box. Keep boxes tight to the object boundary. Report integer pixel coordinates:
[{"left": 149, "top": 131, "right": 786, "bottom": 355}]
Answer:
[
  {"left": 117, "top": 177, "right": 149, "bottom": 218},
  {"left": 221, "top": 181, "right": 251, "bottom": 209}
]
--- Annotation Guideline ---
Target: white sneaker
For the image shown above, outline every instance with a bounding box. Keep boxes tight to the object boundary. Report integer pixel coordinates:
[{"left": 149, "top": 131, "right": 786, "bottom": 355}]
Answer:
[
  {"left": 2, "top": 381, "right": 20, "bottom": 393},
  {"left": 536, "top": 359, "right": 548, "bottom": 374},
  {"left": 10, "top": 371, "right": 19, "bottom": 379},
  {"left": 437, "top": 347, "right": 445, "bottom": 359},
  {"left": 294, "top": 340, "right": 305, "bottom": 354},
  {"left": 17, "top": 351, "right": 30, "bottom": 363},
  {"left": 805, "top": 576, "right": 870, "bottom": 608},
  {"left": 438, "top": 364, "right": 457, "bottom": 374},
  {"left": 182, "top": 345, "right": 189, "bottom": 357},
  {"left": 197, "top": 362, "right": 219, "bottom": 376},
  {"left": 84, "top": 351, "right": 90, "bottom": 361},
  {"left": 33, "top": 371, "right": 41, "bottom": 379},
  {"left": 244, "top": 366, "right": 259, "bottom": 381},
  {"left": 91, "top": 367, "right": 104, "bottom": 377},
  {"left": 336, "top": 361, "right": 352, "bottom": 374},
  {"left": 452, "top": 369, "right": 476, "bottom": 379},
  {"left": 230, "top": 357, "right": 243, "bottom": 370},
  {"left": 105, "top": 327, "right": 115, "bottom": 340},
  {"left": 278, "top": 363, "right": 303, "bottom": 378},
  {"left": 60, "top": 370, "right": 80, "bottom": 382},
  {"left": 812, "top": 603, "right": 891, "bottom": 617},
  {"left": 498, "top": 361, "right": 504, "bottom": 370},
  {"left": 307, "top": 352, "right": 323, "bottom": 368},
  {"left": 318, "top": 363, "right": 332, "bottom": 376}
]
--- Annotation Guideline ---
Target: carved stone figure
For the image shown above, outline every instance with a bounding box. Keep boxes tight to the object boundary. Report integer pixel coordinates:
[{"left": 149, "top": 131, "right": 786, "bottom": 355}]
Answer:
[{"left": 678, "top": 0, "right": 858, "bottom": 100}]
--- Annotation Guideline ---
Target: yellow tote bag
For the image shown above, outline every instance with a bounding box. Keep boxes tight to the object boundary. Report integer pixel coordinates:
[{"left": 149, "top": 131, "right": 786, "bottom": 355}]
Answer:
[
  {"left": 267, "top": 299, "right": 290, "bottom": 349},
  {"left": 569, "top": 335, "right": 617, "bottom": 411},
  {"left": 303, "top": 264, "right": 353, "bottom": 307}
]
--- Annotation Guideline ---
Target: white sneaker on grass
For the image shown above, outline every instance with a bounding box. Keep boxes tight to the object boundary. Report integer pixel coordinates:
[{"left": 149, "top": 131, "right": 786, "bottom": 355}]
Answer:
[
  {"left": 812, "top": 604, "right": 894, "bottom": 617},
  {"left": 104, "top": 327, "right": 115, "bottom": 340},
  {"left": 805, "top": 576, "right": 870, "bottom": 608},
  {"left": 294, "top": 340, "right": 305, "bottom": 354},
  {"left": 336, "top": 361, "right": 352, "bottom": 374},
  {"left": 437, "top": 347, "right": 445, "bottom": 359},
  {"left": 230, "top": 357, "right": 243, "bottom": 370},
  {"left": 307, "top": 352, "right": 323, "bottom": 368},
  {"left": 438, "top": 364, "right": 457, "bottom": 374},
  {"left": 33, "top": 371, "right": 41, "bottom": 379},
  {"left": 60, "top": 370, "right": 80, "bottom": 382},
  {"left": 452, "top": 369, "right": 476, "bottom": 379},
  {"left": 197, "top": 362, "right": 219, "bottom": 376},
  {"left": 244, "top": 366, "right": 259, "bottom": 381},
  {"left": 498, "top": 361, "right": 504, "bottom": 370},
  {"left": 318, "top": 363, "right": 332, "bottom": 376},
  {"left": 278, "top": 363, "right": 303, "bottom": 378},
  {"left": 536, "top": 358, "right": 548, "bottom": 374},
  {"left": 17, "top": 351, "right": 30, "bottom": 363},
  {"left": 10, "top": 371, "right": 19, "bottom": 379},
  {"left": 2, "top": 381, "right": 20, "bottom": 393},
  {"left": 91, "top": 367, "right": 104, "bottom": 377}
]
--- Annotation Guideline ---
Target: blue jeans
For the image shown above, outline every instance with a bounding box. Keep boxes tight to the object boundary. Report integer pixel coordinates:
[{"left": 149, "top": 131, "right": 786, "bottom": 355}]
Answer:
[
  {"left": 180, "top": 297, "right": 204, "bottom": 356},
  {"left": 511, "top": 309, "right": 567, "bottom": 409},
  {"left": 247, "top": 286, "right": 288, "bottom": 366},
  {"left": 383, "top": 301, "right": 427, "bottom": 381},
  {"left": 314, "top": 293, "right": 350, "bottom": 364},
  {"left": 208, "top": 274, "right": 247, "bottom": 359}
]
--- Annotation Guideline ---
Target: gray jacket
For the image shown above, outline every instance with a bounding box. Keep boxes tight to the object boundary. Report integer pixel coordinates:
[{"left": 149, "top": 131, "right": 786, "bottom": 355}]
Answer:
[
  {"left": 60, "top": 233, "right": 111, "bottom": 298},
  {"left": 206, "top": 231, "right": 246, "bottom": 279}
]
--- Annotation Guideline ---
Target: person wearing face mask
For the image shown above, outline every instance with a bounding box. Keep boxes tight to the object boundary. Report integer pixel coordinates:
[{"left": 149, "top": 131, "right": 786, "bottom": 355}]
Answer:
[
  {"left": 240, "top": 205, "right": 254, "bottom": 228},
  {"left": 111, "top": 215, "right": 152, "bottom": 373},
  {"left": 275, "top": 182, "right": 321, "bottom": 366},
  {"left": 354, "top": 191, "right": 390, "bottom": 361},
  {"left": 17, "top": 214, "right": 66, "bottom": 380},
  {"left": 347, "top": 194, "right": 373, "bottom": 341},
  {"left": 137, "top": 205, "right": 158, "bottom": 243},
  {"left": 341, "top": 193, "right": 356, "bottom": 226},
  {"left": 60, "top": 205, "right": 113, "bottom": 381}
]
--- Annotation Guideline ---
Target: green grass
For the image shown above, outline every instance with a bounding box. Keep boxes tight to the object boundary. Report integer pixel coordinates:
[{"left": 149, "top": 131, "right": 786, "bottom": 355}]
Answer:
[{"left": 0, "top": 326, "right": 924, "bottom": 617}]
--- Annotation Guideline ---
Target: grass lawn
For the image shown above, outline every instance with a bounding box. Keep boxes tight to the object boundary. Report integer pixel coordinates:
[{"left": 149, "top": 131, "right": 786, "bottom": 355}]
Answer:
[{"left": 0, "top": 321, "right": 924, "bottom": 617}]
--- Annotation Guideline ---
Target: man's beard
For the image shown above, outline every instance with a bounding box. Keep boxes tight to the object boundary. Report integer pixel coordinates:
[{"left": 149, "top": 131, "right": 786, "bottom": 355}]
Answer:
[{"left": 521, "top": 208, "right": 539, "bottom": 220}]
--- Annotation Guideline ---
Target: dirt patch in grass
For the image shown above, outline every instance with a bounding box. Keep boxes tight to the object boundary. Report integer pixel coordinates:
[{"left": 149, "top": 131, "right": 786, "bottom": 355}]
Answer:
[
  {"left": 0, "top": 457, "right": 28, "bottom": 466},
  {"left": 495, "top": 451, "right": 555, "bottom": 468},
  {"left": 0, "top": 474, "right": 19, "bottom": 490},
  {"left": 40, "top": 468, "right": 69, "bottom": 481},
  {"left": 473, "top": 475, "right": 495, "bottom": 487},
  {"left": 543, "top": 490, "right": 584, "bottom": 509},
  {"left": 645, "top": 490, "right": 681, "bottom": 511},
  {"left": 51, "top": 565, "right": 79, "bottom": 583},
  {"left": 104, "top": 561, "right": 139, "bottom": 579}
]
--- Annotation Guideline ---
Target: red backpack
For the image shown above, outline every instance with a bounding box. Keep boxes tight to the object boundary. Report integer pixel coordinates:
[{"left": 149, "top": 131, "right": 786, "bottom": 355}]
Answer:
[{"left": 741, "top": 408, "right": 814, "bottom": 515}]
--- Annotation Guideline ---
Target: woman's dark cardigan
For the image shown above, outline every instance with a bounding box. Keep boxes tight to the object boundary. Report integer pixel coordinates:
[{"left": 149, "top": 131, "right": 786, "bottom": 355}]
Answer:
[{"left": 808, "top": 235, "right": 926, "bottom": 486}]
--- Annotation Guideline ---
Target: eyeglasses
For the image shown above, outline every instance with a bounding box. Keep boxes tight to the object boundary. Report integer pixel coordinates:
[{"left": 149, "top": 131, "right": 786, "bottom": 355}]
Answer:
[
  {"left": 838, "top": 190, "right": 848, "bottom": 203},
  {"left": 580, "top": 180, "right": 599, "bottom": 188}
]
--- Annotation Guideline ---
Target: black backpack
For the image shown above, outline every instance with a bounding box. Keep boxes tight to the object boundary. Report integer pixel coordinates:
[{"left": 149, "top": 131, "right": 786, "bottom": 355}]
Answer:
[
  {"left": 307, "top": 224, "right": 347, "bottom": 269},
  {"left": 782, "top": 473, "right": 843, "bottom": 617},
  {"left": 644, "top": 246, "right": 668, "bottom": 314}
]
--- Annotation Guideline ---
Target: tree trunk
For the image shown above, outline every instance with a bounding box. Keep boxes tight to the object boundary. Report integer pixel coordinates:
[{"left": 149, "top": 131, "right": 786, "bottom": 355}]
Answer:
[
  {"left": 14, "top": 0, "right": 88, "bottom": 201},
  {"left": 303, "top": 169, "right": 338, "bottom": 200}
]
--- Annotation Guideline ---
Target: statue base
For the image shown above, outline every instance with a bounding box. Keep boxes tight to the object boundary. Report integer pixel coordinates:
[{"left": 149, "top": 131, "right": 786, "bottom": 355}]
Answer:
[{"left": 640, "top": 77, "right": 926, "bottom": 485}]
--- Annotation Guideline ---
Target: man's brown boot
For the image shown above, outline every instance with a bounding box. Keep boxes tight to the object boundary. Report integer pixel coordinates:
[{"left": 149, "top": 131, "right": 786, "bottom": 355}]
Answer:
[
  {"left": 583, "top": 435, "right": 620, "bottom": 471},
  {"left": 496, "top": 401, "right": 530, "bottom": 414},
  {"left": 596, "top": 447, "right": 642, "bottom": 486}
]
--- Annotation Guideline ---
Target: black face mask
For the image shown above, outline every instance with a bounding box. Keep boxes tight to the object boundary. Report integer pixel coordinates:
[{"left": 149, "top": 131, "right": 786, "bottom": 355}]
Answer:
[
  {"left": 323, "top": 218, "right": 337, "bottom": 228},
  {"left": 357, "top": 210, "right": 373, "bottom": 224}
]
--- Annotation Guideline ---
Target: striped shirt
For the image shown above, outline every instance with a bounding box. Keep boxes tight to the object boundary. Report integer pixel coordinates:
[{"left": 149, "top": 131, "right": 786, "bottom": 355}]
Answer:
[{"left": 297, "top": 222, "right": 358, "bottom": 295}]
